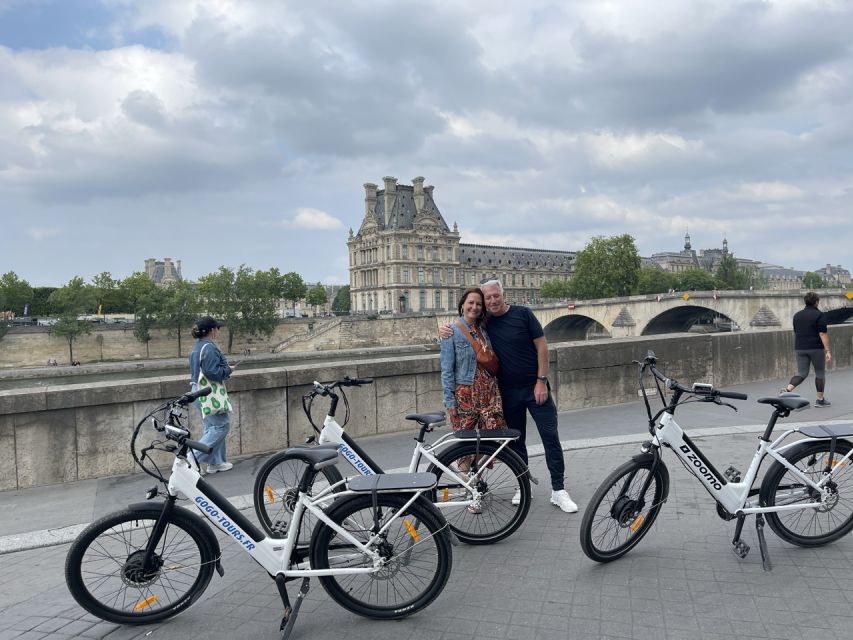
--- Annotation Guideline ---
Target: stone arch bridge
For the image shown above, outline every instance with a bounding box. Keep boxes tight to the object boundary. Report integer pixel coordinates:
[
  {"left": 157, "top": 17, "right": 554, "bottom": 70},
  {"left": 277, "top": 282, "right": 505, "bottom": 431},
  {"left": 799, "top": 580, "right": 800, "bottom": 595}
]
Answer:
[{"left": 532, "top": 290, "right": 853, "bottom": 342}]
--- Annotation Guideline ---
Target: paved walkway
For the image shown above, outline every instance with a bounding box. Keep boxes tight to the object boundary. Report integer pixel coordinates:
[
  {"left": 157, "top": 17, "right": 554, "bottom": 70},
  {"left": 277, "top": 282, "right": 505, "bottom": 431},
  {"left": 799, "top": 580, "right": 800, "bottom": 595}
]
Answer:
[{"left": 2, "top": 370, "right": 853, "bottom": 639}]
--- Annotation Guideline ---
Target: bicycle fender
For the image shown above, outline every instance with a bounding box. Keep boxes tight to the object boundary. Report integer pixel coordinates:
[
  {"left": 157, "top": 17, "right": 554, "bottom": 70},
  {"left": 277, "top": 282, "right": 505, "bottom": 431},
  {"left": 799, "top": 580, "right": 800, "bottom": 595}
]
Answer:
[
  {"left": 127, "top": 501, "right": 225, "bottom": 577},
  {"left": 630, "top": 452, "right": 671, "bottom": 502}
]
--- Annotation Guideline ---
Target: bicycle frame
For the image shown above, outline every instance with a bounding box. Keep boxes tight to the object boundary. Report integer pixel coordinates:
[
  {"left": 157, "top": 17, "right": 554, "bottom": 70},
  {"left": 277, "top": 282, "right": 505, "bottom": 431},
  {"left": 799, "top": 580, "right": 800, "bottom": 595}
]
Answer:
[
  {"left": 167, "top": 449, "right": 427, "bottom": 579},
  {"left": 317, "top": 413, "right": 517, "bottom": 511}
]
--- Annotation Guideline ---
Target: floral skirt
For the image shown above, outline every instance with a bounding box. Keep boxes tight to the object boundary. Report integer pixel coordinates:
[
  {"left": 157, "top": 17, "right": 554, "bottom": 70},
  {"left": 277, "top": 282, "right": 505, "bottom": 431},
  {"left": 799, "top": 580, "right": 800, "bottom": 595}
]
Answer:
[{"left": 450, "top": 366, "right": 507, "bottom": 432}]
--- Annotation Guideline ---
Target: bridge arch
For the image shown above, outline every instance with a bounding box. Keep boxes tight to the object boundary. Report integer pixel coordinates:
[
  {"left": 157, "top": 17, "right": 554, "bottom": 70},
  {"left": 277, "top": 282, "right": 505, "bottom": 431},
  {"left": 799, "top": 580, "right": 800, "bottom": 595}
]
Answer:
[
  {"left": 544, "top": 314, "right": 611, "bottom": 342},
  {"left": 641, "top": 305, "right": 739, "bottom": 335}
]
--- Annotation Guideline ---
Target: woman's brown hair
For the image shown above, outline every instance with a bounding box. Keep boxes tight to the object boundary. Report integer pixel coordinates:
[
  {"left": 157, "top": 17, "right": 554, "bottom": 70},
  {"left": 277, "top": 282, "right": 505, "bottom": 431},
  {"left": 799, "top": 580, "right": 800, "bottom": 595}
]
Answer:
[{"left": 457, "top": 287, "right": 486, "bottom": 323}]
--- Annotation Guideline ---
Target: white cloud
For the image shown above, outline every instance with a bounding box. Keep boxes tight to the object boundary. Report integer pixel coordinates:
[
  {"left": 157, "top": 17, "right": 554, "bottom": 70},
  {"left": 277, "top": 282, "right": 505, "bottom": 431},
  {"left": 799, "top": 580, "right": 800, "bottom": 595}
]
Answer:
[{"left": 288, "top": 208, "right": 344, "bottom": 231}]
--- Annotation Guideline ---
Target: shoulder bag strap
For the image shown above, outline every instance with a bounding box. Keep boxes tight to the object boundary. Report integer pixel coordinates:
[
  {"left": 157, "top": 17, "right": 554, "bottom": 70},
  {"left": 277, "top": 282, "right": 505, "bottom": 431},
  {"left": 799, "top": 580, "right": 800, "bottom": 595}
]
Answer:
[
  {"left": 196, "top": 342, "right": 210, "bottom": 384},
  {"left": 455, "top": 320, "right": 486, "bottom": 353}
]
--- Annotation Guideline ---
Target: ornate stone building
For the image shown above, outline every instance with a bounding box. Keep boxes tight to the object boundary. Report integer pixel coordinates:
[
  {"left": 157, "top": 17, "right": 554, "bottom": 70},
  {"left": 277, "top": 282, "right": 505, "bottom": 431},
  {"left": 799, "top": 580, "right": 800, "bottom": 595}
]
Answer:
[
  {"left": 144, "top": 258, "right": 183, "bottom": 285},
  {"left": 348, "top": 177, "right": 574, "bottom": 313}
]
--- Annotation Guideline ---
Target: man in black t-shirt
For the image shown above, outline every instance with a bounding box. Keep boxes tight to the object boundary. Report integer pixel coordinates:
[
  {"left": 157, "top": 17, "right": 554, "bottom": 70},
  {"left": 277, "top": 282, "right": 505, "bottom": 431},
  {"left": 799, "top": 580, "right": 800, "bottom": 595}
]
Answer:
[
  {"left": 782, "top": 291, "right": 832, "bottom": 407},
  {"left": 440, "top": 279, "right": 577, "bottom": 513}
]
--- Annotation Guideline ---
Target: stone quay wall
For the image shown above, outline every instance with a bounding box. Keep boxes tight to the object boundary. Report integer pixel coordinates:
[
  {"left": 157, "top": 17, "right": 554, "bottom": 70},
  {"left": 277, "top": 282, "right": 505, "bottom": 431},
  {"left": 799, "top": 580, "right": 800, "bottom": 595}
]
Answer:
[
  {"left": 0, "top": 315, "right": 444, "bottom": 368},
  {"left": 1, "top": 324, "right": 851, "bottom": 490}
]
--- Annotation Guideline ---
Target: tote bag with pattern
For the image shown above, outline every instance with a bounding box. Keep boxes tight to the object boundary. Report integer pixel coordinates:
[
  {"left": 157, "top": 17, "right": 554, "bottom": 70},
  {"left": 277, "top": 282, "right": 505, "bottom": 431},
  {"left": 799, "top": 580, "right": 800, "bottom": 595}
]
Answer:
[{"left": 196, "top": 343, "right": 232, "bottom": 415}]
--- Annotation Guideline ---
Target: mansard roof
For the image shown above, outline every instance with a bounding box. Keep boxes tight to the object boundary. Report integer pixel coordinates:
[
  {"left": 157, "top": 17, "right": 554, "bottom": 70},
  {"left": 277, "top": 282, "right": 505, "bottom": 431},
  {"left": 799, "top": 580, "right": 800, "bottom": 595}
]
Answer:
[
  {"left": 368, "top": 185, "right": 450, "bottom": 232},
  {"left": 459, "top": 243, "right": 574, "bottom": 270}
]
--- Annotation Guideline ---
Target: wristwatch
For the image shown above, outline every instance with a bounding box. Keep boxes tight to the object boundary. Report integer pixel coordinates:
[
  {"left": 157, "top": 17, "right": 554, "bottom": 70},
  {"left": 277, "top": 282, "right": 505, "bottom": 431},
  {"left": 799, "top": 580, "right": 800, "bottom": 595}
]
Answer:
[{"left": 537, "top": 375, "right": 548, "bottom": 382}]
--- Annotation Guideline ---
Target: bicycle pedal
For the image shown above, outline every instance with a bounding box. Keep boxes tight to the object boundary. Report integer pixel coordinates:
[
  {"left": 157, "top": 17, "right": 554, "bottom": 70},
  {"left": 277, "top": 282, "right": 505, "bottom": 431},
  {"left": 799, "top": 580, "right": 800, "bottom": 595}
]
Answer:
[
  {"left": 724, "top": 466, "right": 742, "bottom": 483},
  {"left": 731, "top": 540, "right": 750, "bottom": 559}
]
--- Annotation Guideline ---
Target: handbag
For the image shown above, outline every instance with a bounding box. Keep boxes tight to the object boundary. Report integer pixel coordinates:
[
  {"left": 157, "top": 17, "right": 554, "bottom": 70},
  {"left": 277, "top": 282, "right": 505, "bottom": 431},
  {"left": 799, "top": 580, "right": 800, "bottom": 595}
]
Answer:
[
  {"left": 455, "top": 320, "right": 500, "bottom": 376},
  {"left": 195, "top": 343, "right": 233, "bottom": 415}
]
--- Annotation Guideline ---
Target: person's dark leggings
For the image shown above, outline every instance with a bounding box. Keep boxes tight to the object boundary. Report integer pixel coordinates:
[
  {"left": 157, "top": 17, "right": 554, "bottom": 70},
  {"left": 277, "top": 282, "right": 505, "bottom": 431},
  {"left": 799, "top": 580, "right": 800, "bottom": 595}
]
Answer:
[
  {"left": 500, "top": 383, "right": 565, "bottom": 491},
  {"left": 789, "top": 349, "right": 826, "bottom": 392}
]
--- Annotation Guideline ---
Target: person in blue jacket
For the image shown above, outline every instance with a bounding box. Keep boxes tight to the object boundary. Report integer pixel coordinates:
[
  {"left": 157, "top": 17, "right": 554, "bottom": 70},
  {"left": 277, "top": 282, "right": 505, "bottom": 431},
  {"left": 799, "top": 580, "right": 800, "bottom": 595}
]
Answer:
[{"left": 189, "top": 316, "right": 235, "bottom": 473}]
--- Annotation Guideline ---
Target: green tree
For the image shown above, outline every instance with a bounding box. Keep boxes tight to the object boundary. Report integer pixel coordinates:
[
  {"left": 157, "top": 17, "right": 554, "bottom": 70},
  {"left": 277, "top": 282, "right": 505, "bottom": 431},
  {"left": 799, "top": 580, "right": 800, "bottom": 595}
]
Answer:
[
  {"left": 276, "top": 271, "right": 308, "bottom": 316},
  {"left": 48, "top": 277, "right": 96, "bottom": 364},
  {"left": 119, "top": 272, "right": 159, "bottom": 320},
  {"left": 157, "top": 280, "right": 201, "bottom": 357},
  {"left": 714, "top": 253, "right": 748, "bottom": 290},
  {"left": 677, "top": 268, "right": 718, "bottom": 291},
  {"left": 634, "top": 268, "right": 679, "bottom": 295},
  {"left": 539, "top": 278, "right": 572, "bottom": 300},
  {"left": 571, "top": 235, "right": 641, "bottom": 299},
  {"left": 332, "top": 285, "right": 351, "bottom": 313},
  {"left": 197, "top": 266, "right": 280, "bottom": 353},
  {"left": 0, "top": 271, "right": 34, "bottom": 316},
  {"left": 133, "top": 286, "right": 165, "bottom": 358},
  {"left": 29, "top": 287, "right": 58, "bottom": 316},
  {"left": 91, "top": 272, "right": 127, "bottom": 316},
  {"left": 802, "top": 272, "right": 826, "bottom": 289},
  {"left": 306, "top": 282, "right": 328, "bottom": 314}
]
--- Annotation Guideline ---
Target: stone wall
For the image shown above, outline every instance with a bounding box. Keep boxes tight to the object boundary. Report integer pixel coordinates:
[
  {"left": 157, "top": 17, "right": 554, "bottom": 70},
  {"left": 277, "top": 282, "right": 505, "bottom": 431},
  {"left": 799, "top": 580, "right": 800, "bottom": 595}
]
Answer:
[
  {"left": 0, "top": 315, "right": 447, "bottom": 368},
  {"left": 2, "top": 324, "right": 851, "bottom": 490}
]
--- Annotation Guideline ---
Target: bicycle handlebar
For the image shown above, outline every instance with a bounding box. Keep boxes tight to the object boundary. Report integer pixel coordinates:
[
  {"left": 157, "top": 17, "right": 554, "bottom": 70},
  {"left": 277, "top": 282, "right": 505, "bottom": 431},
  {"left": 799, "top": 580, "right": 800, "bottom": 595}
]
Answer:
[
  {"left": 643, "top": 351, "right": 748, "bottom": 402},
  {"left": 176, "top": 387, "right": 212, "bottom": 405}
]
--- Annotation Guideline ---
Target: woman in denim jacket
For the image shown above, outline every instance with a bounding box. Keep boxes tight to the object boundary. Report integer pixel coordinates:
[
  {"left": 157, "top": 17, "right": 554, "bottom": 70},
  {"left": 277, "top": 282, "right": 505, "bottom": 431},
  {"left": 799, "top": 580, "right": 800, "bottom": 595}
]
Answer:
[
  {"left": 440, "top": 287, "right": 507, "bottom": 437},
  {"left": 188, "top": 316, "right": 235, "bottom": 474}
]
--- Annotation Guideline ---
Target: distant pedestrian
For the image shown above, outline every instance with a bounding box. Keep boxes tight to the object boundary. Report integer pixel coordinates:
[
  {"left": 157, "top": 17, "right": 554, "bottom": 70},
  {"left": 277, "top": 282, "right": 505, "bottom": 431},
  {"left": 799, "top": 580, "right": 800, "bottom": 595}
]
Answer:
[
  {"left": 189, "top": 316, "right": 235, "bottom": 474},
  {"left": 71, "top": 359, "right": 81, "bottom": 367},
  {"left": 782, "top": 292, "right": 832, "bottom": 407}
]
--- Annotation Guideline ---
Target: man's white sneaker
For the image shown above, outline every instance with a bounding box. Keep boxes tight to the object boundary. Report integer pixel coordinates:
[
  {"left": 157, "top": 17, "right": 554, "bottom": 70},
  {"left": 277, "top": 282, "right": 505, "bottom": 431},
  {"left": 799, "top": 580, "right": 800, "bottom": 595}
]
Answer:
[
  {"left": 206, "top": 462, "right": 233, "bottom": 474},
  {"left": 511, "top": 490, "right": 521, "bottom": 505},
  {"left": 550, "top": 489, "right": 578, "bottom": 513}
]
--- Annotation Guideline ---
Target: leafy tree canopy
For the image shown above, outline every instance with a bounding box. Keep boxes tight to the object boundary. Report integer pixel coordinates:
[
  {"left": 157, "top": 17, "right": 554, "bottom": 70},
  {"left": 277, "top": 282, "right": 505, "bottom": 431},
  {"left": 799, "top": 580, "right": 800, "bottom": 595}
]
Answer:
[
  {"left": 634, "top": 268, "right": 679, "bottom": 295},
  {"left": 0, "top": 271, "right": 34, "bottom": 316},
  {"left": 801, "top": 271, "right": 826, "bottom": 289},
  {"left": 306, "top": 282, "right": 328, "bottom": 309},
  {"left": 571, "top": 234, "right": 641, "bottom": 299},
  {"left": 677, "top": 268, "right": 718, "bottom": 291},
  {"left": 332, "top": 285, "right": 350, "bottom": 313},
  {"left": 714, "top": 253, "right": 748, "bottom": 290},
  {"left": 539, "top": 278, "right": 572, "bottom": 300}
]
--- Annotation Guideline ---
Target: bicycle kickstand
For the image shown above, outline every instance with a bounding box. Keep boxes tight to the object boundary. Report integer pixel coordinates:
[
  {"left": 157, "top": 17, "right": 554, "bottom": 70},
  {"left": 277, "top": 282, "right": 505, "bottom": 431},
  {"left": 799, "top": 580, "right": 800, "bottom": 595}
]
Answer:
[
  {"left": 755, "top": 514, "right": 772, "bottom": 572},
  {"left": 276, "top": 575, "right": 311, "bottom": 640}
]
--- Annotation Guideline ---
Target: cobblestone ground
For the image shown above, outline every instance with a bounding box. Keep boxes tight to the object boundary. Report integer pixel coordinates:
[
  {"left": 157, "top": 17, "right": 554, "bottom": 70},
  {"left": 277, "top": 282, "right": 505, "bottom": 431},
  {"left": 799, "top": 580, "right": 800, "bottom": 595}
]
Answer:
[{"left": 3, "top": 434, "right": 853, "bottom": 640}]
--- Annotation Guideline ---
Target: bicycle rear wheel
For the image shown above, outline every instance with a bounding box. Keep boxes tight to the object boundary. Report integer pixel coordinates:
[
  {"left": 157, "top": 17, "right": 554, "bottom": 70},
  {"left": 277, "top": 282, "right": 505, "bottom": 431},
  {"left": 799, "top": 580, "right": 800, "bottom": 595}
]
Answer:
[
  {"left": 309, "top": 493, "right": 452, "bottom": 619},
  {"left": 65, "top": 508, "right": 216, "bottom": 624},
  {"left": 253, "top": 451, "right": 344, "bottom": 541},
  {"left": 761, "top": 439, "right": 853, "bottom": 547},
  {"left": 580, "top": 456, "right": 669, "bottom": 562},
  {"left": 429, "top": 441, "right": 531, "bottom": 544}
]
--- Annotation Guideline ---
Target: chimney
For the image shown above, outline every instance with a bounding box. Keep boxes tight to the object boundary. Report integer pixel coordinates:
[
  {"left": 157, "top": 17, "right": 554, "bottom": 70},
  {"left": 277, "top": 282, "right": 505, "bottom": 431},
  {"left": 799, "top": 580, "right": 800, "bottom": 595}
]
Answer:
[
  {"left": 144, "top": 258, "right": 155, "bottom": 278},
  {"left": 425, "top": 184, "right": 434, "bottom": 199},
  {"left": 412, "top": 176, "right": 425, "bottom": 214},
  {"left": 383, "top": 176, "right": 397, "bottom": 226},
  {"left": 176, "top": 259, "right": 182, "bottom": 279},
  {"left": 363, "top": 182, "right": 378, "bottom": 217}
]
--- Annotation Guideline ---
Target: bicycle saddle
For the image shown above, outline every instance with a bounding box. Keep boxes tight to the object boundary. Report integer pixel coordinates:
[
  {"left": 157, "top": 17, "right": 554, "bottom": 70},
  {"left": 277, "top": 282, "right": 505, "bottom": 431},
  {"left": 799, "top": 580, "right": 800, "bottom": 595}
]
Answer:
[
  {"left": 405, "top": 412, "right": 446, "bottom": 425},
  {"left": 757, "top": 395, "right": 811, "bottom": 411}
]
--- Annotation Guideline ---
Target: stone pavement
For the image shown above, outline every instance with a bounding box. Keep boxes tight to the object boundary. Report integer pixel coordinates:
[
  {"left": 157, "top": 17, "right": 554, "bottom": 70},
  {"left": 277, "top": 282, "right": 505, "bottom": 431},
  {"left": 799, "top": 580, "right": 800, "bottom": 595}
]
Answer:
[{"left": 3, "top": 370, "right": 853, "bottom": 639}]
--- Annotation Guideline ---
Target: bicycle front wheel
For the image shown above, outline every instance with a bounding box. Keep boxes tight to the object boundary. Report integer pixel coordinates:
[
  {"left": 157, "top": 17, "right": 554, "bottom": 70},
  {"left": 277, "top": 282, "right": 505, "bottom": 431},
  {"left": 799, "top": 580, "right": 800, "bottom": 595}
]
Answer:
[
  {"left": 309, "top": 493, "right": 452, "bottom": 619},
  {"left": 761, "top": 439, "right": 853, "bottom": 547},
  {"left": 429, "top": 441, "right": 531, "bottom": 544},
  {"left": 253, "top": 451, "right": 344, "bottom": 541},
  {"left": 65, "top": 508, "right": 216, "bottom": 624},
  {"left": 580, "top": 456, "right": 669, "bottom": 562}
]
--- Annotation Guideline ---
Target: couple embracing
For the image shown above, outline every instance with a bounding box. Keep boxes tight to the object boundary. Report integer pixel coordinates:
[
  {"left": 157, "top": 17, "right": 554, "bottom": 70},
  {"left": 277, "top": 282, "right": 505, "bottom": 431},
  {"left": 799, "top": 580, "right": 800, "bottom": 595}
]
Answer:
[{"left": 439, "top": 279, "right": 577, "bottom": 513}]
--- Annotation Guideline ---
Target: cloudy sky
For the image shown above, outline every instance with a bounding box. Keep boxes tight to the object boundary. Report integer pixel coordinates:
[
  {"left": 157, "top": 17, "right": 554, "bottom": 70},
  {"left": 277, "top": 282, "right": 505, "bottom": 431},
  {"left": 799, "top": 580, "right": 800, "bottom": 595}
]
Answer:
[{"left": 1, "top": 0, "right": 852, "bottom": 287}]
